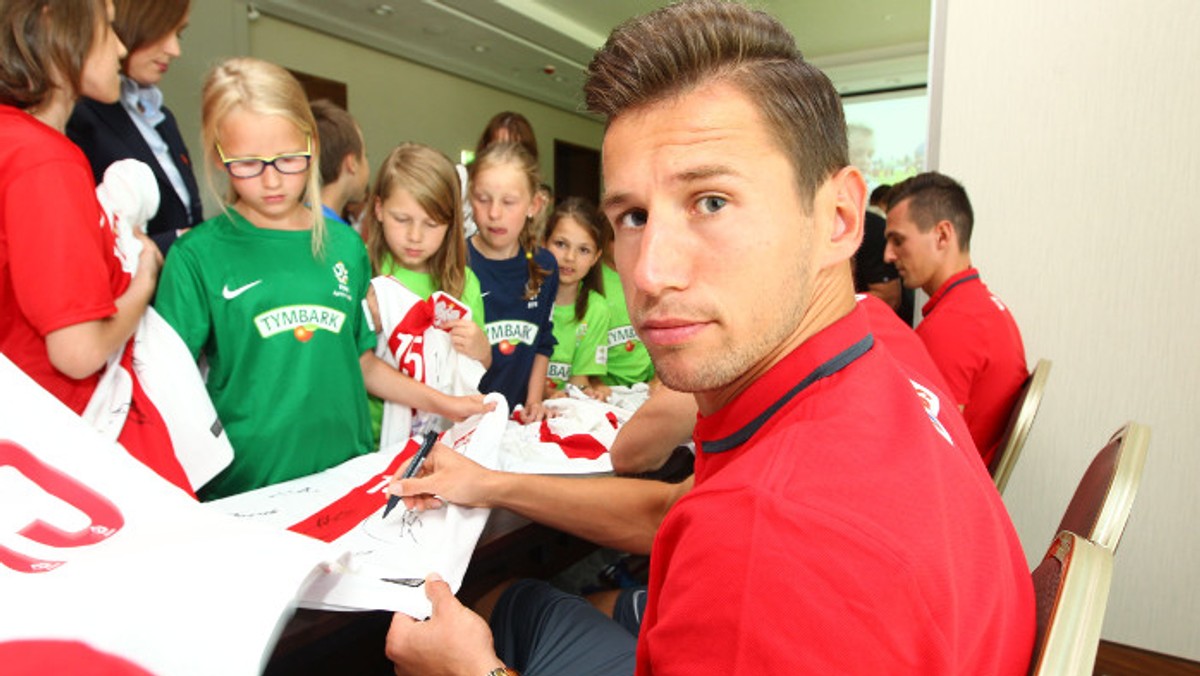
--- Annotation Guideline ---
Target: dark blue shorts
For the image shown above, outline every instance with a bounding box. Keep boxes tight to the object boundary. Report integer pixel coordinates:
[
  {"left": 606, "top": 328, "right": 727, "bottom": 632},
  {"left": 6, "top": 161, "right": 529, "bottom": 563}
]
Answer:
[{"left": 490, "top": 579, "right": 637, "bottom": 676}]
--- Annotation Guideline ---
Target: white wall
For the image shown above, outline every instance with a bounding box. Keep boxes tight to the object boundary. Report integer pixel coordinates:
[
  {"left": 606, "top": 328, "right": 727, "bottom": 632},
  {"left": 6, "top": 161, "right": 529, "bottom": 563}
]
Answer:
[
  {"left": 161, "top": 1, "right": 603, "bottom": 220},
  {"left": 933, "top": 0, "right": 1200, "bottom": 660}
]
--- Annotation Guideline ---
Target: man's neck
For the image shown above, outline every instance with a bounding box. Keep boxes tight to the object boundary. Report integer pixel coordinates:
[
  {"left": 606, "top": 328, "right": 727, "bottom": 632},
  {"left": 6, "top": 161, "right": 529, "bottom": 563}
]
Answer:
[
  {"left": 923, "top": 255, "right": 973, "bottom": 297},
  {"left": 694, "top": 269, "right": 857, "bottom": 416}
]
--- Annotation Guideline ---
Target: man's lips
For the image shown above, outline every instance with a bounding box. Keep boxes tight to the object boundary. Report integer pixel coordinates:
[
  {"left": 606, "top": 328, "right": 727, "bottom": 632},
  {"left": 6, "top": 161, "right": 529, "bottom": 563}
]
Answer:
[{"left": 637, "top": 317, "right": 708, "bottom": 346}]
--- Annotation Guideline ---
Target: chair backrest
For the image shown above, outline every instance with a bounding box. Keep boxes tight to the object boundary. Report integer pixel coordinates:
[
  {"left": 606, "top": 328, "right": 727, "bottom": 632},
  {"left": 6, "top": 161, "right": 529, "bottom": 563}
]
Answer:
[
  {"left": 1058, "top": 421, "right": 1150, "bottom": 552},
  {"left": 991, "top": 359, "right": 1052, "bottom": 494},
  {"left": 1029, "top": 531, "right": 1114, "bottom": 676}
]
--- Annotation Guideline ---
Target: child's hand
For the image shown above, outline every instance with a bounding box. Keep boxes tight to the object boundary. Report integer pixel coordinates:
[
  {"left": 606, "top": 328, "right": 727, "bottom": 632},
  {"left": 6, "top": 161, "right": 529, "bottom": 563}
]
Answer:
[
  {"left": 133, "top": 229, "right": 163, "bottom": 279},
  {"left": 440, "top": 393, "right": 495, "bottom": 422},
  {"left": 544, "top": 380, "right": 568, "bottom": 400},
  {"left": 513, "top": 396, "right": 554, "bottom": 422},
  {"left": 584, "top": 382, "right": 611, "bottom": 402},
  {"left": 444, "top": 318, "right": 491, "bottom": 367}
]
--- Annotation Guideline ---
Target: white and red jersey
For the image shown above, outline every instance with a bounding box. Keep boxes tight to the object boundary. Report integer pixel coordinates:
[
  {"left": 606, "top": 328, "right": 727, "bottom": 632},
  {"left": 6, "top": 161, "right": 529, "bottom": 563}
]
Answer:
[{"left": 371, "top": 276, "right": 485, "bottom": 450}]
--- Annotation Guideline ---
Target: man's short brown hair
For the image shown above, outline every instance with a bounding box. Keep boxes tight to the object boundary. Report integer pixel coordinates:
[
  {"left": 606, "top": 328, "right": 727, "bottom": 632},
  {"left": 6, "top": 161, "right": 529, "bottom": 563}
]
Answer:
[
  {"left": 887, "top": 171, "right": 975, "bottom": 251},
  {"left": 310, "top": 98, "right": 363, "bottom": 185},
  {"left": 0, "top": 0, "right": 106, "bottom": 108},
  {"left": 583, "top": 0, "right": 847, "bottom": 211}
]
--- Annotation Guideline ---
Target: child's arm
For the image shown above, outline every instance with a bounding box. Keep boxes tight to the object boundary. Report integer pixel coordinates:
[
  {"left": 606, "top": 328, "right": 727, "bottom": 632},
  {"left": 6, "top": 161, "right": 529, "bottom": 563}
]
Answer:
[
  {"left": 520, "top": 353, "right": 551, "bottom": 423},
  {"left": 45, "top": 230, "right": 162, "bottom": 378},
  {"left": 360, "top": 352, "right": 493, "bottom": 422}
]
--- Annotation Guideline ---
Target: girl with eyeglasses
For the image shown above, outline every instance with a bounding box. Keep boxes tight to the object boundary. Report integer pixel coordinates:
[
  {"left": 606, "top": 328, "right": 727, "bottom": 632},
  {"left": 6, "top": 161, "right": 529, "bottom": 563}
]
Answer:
[{"left": 155, "top": 58, "right": 487, "bottom": 500}]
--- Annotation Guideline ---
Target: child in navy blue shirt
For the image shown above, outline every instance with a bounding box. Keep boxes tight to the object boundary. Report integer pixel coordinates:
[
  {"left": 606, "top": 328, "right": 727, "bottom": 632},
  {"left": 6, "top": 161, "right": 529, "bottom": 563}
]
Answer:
[{"left": 466, "top": 142, "right": 558, "bottom": 422}]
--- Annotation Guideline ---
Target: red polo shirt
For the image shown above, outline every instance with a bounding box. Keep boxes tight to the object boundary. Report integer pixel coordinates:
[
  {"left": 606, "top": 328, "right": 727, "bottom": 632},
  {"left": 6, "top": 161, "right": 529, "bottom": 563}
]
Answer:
[
  {"left": 637, "top": 304, "right": 1033, "bottom": 674},
  {"left": 917, "top": 268, "right": 1028, "bottom": 466}
]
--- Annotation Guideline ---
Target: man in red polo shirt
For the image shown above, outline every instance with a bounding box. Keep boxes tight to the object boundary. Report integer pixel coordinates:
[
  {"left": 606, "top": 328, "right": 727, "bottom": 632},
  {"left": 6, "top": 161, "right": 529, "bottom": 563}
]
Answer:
[
  {"left": 884, "top": 172, "right": 1029, "bottom": 466},
  {"left": 385, "top": 3, "right": 1034, "bottom": 674}
]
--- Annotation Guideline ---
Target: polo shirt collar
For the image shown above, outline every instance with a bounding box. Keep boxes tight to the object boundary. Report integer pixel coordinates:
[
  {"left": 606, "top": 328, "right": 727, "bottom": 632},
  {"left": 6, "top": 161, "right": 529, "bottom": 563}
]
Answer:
[
  {"left": 694, "top": 305, "right": 874, "bottom": 455},
  {"left": 922, "top": 267, "right": 980, "bottom": 316}
]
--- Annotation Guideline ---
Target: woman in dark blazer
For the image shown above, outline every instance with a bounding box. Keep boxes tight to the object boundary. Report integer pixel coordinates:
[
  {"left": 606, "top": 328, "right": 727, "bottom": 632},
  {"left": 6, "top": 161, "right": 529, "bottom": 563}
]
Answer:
[{"left": 68, "top": 0, "right": 200, "bottom": 254}]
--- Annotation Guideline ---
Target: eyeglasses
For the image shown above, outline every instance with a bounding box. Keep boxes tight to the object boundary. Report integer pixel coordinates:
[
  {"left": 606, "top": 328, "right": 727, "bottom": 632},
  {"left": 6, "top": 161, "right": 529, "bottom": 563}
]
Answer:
[{"left": 216, "top": 135, "right": 312, "bottom": 178}]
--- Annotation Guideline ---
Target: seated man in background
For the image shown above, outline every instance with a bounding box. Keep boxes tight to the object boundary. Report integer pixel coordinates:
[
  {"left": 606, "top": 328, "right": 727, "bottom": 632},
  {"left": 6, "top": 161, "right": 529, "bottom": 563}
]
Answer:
[
  {"left": 884, "top": 171, "right": 1028, "bottom": 466},
  {"left": 310, "top": 99, "right": 369, "bottom": 230},
  {"left": 385, "top": 2, "right": 1033, "bottom": 674}
]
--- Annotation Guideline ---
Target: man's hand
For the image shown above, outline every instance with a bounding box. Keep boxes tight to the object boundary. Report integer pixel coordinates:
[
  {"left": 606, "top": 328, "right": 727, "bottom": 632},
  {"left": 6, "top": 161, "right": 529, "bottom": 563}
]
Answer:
[
  {"left": 390, "top": 444, "right": 496, "bottom": 512},
  {"left": 386, "top": 573, "right": 506, "bottom": 676}
]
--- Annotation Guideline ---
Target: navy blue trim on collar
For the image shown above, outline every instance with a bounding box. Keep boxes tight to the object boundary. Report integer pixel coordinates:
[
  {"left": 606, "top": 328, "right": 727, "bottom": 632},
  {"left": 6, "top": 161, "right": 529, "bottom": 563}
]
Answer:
[
  {"left": 701, "top": 333, "right": 875, "bottom": 455},
  {"left": 940, "top": 271, "right": 979, "bottom": 299}
]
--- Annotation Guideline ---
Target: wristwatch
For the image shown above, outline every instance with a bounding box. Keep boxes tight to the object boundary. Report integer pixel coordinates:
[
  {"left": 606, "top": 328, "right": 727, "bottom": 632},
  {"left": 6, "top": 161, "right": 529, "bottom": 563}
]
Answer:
[{"left": 485, "top": 668, "right": 518, "bottom": 676}]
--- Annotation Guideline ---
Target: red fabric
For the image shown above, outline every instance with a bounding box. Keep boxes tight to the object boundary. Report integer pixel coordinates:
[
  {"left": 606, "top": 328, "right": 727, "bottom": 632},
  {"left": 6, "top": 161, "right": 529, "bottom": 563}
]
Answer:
[
  {"left": 288, "top": 437, "right": 418, "bottom": 542},
  {"left": 113, "top": 346, "right": 195, "bottom": 497},
  {"left": 0, "top": 640, "right": 154, "bottom": 675},
  {"left": 538, "top": 419, "right": 608, "bottom": 460},
  {"left": 858, "top": 293, "right": 953, "bottom": 396},
  {"left": 638, "top": 306, "right": 1034, "bottom": 674},
  {"left": 917, "top": 268, "right": 1028, "bottom": 465},
  {"left": 1, "top": 106, "right": 194, "bottom": 495},
  {"left": 0, "top": 106, "right": 126, "bottom": 414}
]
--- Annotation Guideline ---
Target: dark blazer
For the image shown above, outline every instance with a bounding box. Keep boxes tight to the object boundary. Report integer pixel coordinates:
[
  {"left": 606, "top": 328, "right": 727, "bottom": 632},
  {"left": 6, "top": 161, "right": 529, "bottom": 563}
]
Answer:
[{"left": 66, "top": 96, "right": 203, "bottom": 254}]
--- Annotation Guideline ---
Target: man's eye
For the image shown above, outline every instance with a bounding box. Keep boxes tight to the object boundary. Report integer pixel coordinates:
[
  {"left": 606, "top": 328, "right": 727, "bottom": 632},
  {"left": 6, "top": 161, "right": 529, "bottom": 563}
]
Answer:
[
  {"left": 616, "top": 210, "right": 648, "bottom": 228},
  {"left": 697, "top": 196, "right": 727, "bottom": 214}
]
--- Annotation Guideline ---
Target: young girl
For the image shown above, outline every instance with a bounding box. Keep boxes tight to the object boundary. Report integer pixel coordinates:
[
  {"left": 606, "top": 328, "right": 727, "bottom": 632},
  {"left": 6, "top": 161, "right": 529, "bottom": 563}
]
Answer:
[
  {"left": 362, "top": 143, "right": 492, "bottom": 443},
  {"left": 155, "top": 58, "right": 485, "bottom": 500},
  {"left": 599, "top": 238, "right": 656, "bottom": 387},
  {"left": 543, "top": 198, "right": 611, "bottom": 400},
  {"left": 1, "top": 0, "right": 195, "bottom": 494},
  {"left": 467, "top": 142, "right": 558, "bottom": 422}
]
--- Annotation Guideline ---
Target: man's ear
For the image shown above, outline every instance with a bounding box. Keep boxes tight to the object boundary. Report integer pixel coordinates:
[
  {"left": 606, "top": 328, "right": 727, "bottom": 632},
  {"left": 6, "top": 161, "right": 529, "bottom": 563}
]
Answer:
[
  {"left": 822, "top": 165, "right": 867, "bottom": 266},
  {"left": 933, "top": 219, "right": 956, "bottom": 251}
]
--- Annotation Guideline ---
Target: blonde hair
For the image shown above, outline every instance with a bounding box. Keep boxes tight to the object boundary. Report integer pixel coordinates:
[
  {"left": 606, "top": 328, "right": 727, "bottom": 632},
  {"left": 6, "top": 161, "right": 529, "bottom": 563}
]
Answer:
[
  {"left": 468, "top": 141, "right": 549, "bottom": 300},
  {"left": 200, "top": 57, "right": 325, "bottom": 256},
  {"left": 363, "top": 143, "right": 468, "bottom": 297}
]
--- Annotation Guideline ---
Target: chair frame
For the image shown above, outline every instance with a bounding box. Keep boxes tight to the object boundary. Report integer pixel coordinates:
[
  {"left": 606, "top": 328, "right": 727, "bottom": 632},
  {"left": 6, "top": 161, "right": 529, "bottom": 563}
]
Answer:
[
  {"left": 1030, "top": 530, "right": 1113, "bottom": 676},
  {"left": 991, "top": 359, "right": 1052, "bottom": 494},
  {"left": 1065, "top": 422, "right": 1150, "bottom": 552}
]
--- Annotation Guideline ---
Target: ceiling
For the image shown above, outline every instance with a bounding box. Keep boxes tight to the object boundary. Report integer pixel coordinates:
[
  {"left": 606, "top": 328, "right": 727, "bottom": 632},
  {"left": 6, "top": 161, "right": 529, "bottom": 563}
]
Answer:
[{"left": 250, "top": 0, "right": 932, "bottom": 118}]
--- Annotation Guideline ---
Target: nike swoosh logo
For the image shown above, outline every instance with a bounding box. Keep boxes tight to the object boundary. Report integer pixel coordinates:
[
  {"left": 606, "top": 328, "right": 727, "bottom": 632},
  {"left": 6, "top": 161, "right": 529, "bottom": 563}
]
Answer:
[{"left": 222, "top": 280, "right": 263, "bottom": 300}]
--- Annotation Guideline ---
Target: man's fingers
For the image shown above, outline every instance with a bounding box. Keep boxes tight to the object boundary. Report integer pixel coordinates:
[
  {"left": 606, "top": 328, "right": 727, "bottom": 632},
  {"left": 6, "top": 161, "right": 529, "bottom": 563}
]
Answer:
[{"left": 424, "top": 572, "right": 453, "bottom": 606}]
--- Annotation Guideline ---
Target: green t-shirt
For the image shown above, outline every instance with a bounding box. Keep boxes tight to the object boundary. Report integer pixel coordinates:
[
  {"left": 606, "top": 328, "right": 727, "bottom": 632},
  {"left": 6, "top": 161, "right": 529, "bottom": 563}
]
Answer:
[
  {"left": 155, "top": 209, "right": 376, "bottom": 500},
  {"left": 369, "top": 255, "right": 487, "bottom": 443},
  {"left": 547, "top": 288, "right": 610, "bottom": 392},
  {"left": 599, "top": 264, "right": 655, "bottom": 385}
]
